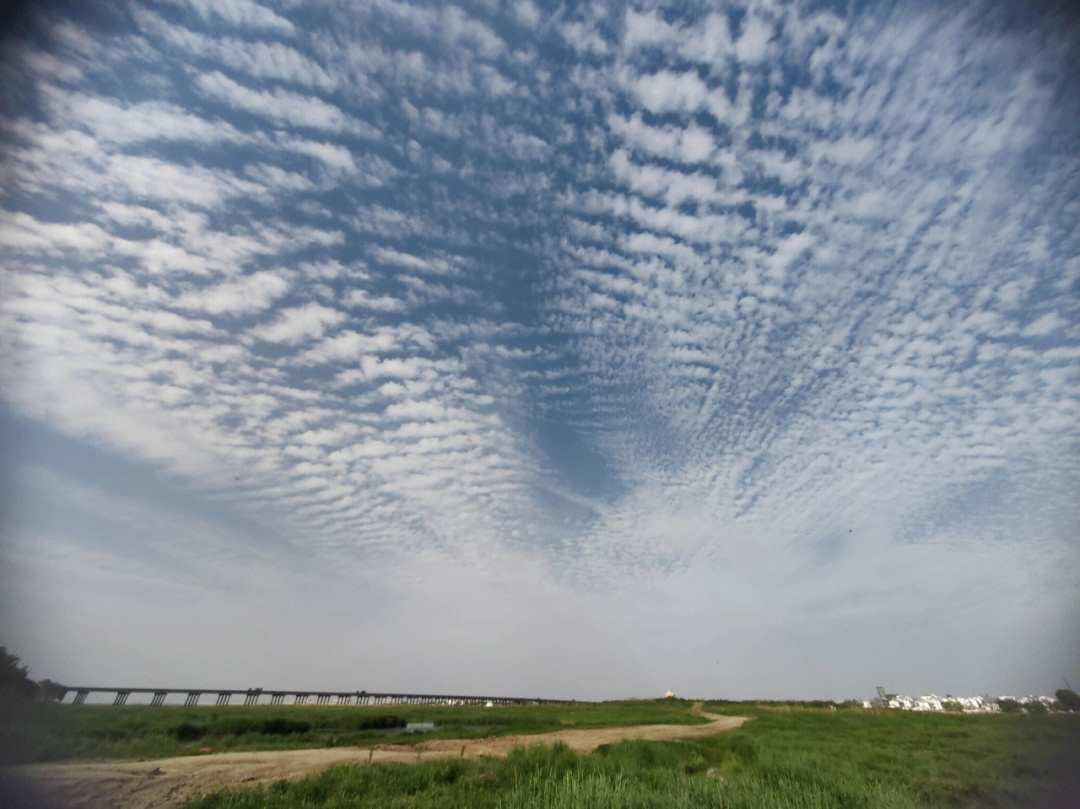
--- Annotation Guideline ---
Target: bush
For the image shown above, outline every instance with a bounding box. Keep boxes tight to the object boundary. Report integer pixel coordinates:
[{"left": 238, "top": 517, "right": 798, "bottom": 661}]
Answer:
[
  {"left": 210, "top": 718, "right": 257, "bottom": 736},
  {"left": 174, "top": 722, "right": 204, "bottom": 741},
  {"left": 332, "top": 713, "right": 406, "bottom": 731},
  {"left": 36, "top": 680, "right": 67, "bottom": 702},
  {"left": 357, "top": 714, "right": 406, "bottom": 730},
  {"left": 257, "top": 719, "right": 310, "bottom": 735},
  {"left": 1056, "top": 689, "right": 1080, "bottom": 712},
  {"left": 998, "top": 699, "right": 1022, "bottom": 713},
  {"left": 0, "top": 648, "right": 38, "bottom": 700}
]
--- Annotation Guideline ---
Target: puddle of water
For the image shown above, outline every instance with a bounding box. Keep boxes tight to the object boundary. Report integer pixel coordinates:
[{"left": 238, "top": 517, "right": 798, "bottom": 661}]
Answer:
[{"left": 377, "top": 722, "right": 436, "bottom": 736}]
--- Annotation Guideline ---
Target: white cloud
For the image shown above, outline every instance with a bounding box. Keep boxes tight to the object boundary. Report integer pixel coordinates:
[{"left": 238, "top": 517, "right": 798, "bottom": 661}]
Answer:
[
  {"left": 372, "top": 246, "right": 455, "bottom": 275},
  {"left": 442, "top": 6, "right": 505, "bottom": 59},
  {"left": 137, "top": 9, "right": 333, "bottom": 90},
  {"left": 622, "top": 8, "right": 731, "bottom": 64},
  {"left": 169, "top": 0, "right": 295, "bottom": 36},
  {"left": 106, "top": 154, "right": 265, "bottom": 208},
  {"left": 283, "top": 138, "right": 357, "bottom": 172},
  {"left": 766, "top": 231, "right": 814, "bottom": 278},
  {"left": 40, "top": 88, "right": 250, "bottom": 146},
  {"left": 2, "top": 0, "right": 1077, "bottom": 702},
  {"left": 196, "top": 71, "right": 356, "bottom": 133},
  {"left": 1022, "top": 312, "right": 1066, "bottom": 337},
  {"left": 623, "top": 9, "right": 679, "bottom": 50},
  {"left": 607, "top": 114, "right": 717, "bottom": 165},
  {"left": 176, "top": 272, "right": 290, "bottom": 316},
  {"left": 343, "top": 289, "right": 405, "bottom": 312},
  {"left": 252, "top": 302, "right": 346, "bottom": 343},
  {"left": 632, "top": 69, "right": 708, "bottom": 113},
  {"left": 303, "top": 330, "right": 394, "bottom": 363},
  {"left": 735, "top": 14, "right": 772, "bottom": 63}
]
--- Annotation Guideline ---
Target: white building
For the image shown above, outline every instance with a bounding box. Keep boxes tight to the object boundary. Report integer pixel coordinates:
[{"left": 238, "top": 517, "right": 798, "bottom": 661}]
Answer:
[{"left": 877, "top": 692, "right": 1055, "bottom": 714}]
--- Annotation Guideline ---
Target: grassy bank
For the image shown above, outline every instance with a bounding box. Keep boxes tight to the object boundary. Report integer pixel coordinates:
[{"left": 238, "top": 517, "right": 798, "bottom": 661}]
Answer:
[
  {"left": 181, "top": 709, "right": 1080, "bottom": 809},
  {"left": 0, "top": 698, "right": 704, "bottom": 763}
]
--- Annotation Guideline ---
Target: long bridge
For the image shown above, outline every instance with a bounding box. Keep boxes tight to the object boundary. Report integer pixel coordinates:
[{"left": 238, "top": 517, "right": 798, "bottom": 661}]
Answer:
[{"left": 55, "top": 687, "right": 572, "bottom": 707}]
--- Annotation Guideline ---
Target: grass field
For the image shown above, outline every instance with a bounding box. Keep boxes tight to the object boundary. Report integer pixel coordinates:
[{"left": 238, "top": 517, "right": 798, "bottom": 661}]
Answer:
[
  {"left": 0, "top": 698, "right": 704, "bottom": 764},
  {"left": 5, "top": 698, "right": 1078, "bottom": 807},
  {"left": 177, "top": 706, "right": 1079, "bottom": 809}
]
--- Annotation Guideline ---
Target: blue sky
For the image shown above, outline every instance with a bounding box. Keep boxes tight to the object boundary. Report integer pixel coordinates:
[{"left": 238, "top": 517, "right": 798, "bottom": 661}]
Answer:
[{"left": 1, "top": 0, "right": 1078, "bottom": 701}]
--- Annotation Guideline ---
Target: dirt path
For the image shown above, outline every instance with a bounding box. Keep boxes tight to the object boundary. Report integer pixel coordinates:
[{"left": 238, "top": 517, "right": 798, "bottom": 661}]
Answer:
[{"left": 5, "top": 704, "right": 747, "bottom": 809}]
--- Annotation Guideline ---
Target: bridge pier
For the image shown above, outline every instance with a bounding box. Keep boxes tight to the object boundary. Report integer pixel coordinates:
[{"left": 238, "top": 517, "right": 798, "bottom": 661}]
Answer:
[
  {"left": 72, "top": 690, "right": 89, "bottom": 706},
  {"left": 244, "top": 689, "right": 261, "bottom": 706},
  {"left": 184, "top": 692, "right": 200, "bottom": 707},
  {"left": 216, "top": 692, "right": 231, "bottom": 706},
  {"left": 269, "top": 692, "right": 285, "bottom": 706},
  {"left": 151, "top": 691, "right": 167, "bottom": 706},
  {"left": 294, "top": 693, "right": 308, "bottom": 705},
  {"left": 113, "top": 690, "right": 131, "bottom": 707}
]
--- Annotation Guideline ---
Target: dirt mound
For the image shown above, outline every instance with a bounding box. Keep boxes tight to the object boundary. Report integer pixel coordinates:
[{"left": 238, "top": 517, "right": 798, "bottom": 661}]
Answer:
[{"left": 6, "top": 704, "right": 747, "bottom": 809}]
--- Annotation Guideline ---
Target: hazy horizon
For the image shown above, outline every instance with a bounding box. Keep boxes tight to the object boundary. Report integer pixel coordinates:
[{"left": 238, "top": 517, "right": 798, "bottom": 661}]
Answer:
[{"left": 1, "top": 0, "right": 1078, "bottom": 703}]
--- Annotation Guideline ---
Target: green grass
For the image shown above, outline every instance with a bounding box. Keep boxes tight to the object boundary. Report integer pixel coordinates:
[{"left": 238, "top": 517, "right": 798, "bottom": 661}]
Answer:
[
  {"left": 0, "top": 698, "right": 705, "bottom": 764},
  {"left": 178, "top": 707, "right": 1079, "bottom": 809},
  {"left": 7, "top": 697, "right": 1077, "bottom": 807}
]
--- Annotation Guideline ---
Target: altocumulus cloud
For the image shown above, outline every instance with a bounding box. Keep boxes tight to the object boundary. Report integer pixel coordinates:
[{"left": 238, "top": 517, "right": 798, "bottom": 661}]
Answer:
[{"left": 0, "top": 0, "right": 1078, "bottom": 700}]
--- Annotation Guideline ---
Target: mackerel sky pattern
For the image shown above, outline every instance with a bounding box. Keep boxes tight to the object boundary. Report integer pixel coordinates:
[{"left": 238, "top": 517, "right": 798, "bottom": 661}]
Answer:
[{"left": 0, "top": 0, "right": 1078, "bottom": 699}]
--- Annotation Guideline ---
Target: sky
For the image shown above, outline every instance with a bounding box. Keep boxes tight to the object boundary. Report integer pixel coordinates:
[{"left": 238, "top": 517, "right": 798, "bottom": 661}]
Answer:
[{"left": 0, "top": 0, "right": 1078, "bottom": 702}]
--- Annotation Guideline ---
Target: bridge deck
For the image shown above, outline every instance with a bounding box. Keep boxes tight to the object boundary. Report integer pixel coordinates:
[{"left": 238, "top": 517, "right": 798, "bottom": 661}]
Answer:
[{"left": 58, "top": 687, "right": 571, "bottom": 707}]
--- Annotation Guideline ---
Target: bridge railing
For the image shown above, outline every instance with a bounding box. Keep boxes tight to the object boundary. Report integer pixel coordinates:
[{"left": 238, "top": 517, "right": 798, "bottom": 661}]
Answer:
[{"left": 56, "top": 687, "right": 573, "bottom": 707}]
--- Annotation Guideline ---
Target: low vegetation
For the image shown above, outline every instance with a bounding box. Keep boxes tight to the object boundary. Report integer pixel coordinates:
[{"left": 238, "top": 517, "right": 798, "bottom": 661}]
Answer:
[
  {"left": 5, "top": 649, "right": 1078, "bottom": 809},
  {"left": 179, "top": 707, "right": 1080, "bottom": 809},
  {"left": 0, "top": 699, "right": 704, "bottom": 764}
]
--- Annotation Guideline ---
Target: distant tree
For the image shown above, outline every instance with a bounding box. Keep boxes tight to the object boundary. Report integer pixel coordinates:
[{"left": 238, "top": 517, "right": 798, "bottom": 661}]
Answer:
[
  {"left": 0, "top": 647, "right": 37, "bottom": 699},
  {"left": 997, "top": 698, "right": 1022, "bottom": 713},
  {"left": 1056, "top": 689, "right": 1080, "bottom": 712},
  {"left": 36, "top": 679, "right": 68, "bottom": 702}
]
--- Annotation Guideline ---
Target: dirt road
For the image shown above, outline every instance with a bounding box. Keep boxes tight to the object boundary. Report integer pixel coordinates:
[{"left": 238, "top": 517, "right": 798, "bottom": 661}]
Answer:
[{"left": 5, "top": 705, "right": 747, "bottom": 809}]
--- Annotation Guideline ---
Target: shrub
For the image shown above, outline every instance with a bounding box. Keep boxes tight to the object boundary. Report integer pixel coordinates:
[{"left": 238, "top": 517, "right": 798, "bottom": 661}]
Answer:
[
  {"left": 211, "top": 718, "right": 257, "bottom": 736},
  {"left": 257, "top": 719, "right": 310, "bottom": 735},
  {"left": 1056, "top": 689, "right": 1080, "bottom": 712},
  {"left": 337, "top": 713, "right": 406, "bottom": 731},
  {"left": 358, "top": 714, "right": 406, "bottom": 730},
  {"left": 174, "top": 723, "right": 204, "bottom": 741},
  {"left": 0, "top": 648, "right": 38, "bottom": 700}
]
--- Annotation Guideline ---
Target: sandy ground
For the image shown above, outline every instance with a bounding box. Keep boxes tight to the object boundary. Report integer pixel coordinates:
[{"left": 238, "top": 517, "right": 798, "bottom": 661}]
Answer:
[{"left": 3, "top": 705, "right": 746, "bottom": 809}]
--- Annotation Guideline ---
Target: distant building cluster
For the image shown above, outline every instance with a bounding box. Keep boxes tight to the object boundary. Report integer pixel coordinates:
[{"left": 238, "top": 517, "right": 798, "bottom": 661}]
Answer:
[{"left": 864, "top": 688, "right": 1062, "bottom": 713}]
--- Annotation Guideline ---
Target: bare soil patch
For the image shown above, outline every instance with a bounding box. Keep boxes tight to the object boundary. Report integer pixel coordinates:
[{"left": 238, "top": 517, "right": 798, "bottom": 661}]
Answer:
[{"left": 5, "top": 704, "right": 746, "bottom": 809}]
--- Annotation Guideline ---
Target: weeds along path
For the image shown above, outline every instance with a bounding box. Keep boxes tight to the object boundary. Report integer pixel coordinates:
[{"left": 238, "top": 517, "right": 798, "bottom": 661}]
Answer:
[{"left": 7, "top": 704, "right": 747, "bottom": 809}]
